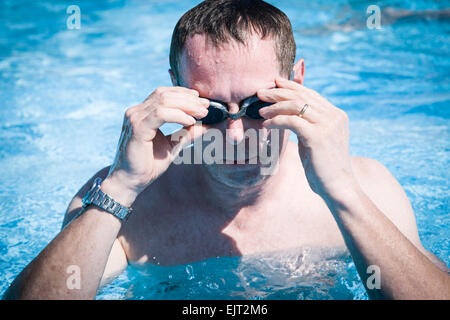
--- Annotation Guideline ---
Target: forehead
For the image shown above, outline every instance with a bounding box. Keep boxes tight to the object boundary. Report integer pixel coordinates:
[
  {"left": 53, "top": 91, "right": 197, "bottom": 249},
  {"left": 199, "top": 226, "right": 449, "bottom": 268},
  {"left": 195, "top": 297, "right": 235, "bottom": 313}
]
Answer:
[{"left": 179, "top": 34, "right": 281, "bottom": 101}]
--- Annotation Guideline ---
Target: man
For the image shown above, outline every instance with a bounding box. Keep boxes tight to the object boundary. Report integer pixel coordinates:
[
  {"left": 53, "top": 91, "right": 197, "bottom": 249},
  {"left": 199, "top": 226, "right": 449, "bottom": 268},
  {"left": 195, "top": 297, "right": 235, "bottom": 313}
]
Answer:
[{"left": 4, "top": 0, "right": 449, "bottom": 300}]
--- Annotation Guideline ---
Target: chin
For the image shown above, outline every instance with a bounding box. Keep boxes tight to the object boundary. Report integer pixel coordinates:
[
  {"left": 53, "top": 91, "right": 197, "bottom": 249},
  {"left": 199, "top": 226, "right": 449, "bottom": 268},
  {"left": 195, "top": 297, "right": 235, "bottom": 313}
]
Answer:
[{"left": 205, "top": 163, "right": 269, "bottom": 189}]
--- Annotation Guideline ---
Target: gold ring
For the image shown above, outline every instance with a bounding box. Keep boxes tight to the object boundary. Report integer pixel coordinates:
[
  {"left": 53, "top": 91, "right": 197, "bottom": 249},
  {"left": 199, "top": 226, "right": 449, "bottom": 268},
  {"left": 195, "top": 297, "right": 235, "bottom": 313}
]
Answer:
[{"left": 299, "top": 104, "right": 309, "bottom": 118}]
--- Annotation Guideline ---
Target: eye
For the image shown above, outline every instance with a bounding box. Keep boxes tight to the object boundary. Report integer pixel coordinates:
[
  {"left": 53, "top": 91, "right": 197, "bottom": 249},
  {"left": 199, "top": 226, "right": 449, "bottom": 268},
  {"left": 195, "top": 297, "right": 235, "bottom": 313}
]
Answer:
[
  {"left": 201, "top": 106, "right": 227, "bottom": 124},
  {"left": 198, "top": 100, "right": 228, "bottom": 124},
  {"left": 246, "top": 99, "right": 272, "bottom": 119}
]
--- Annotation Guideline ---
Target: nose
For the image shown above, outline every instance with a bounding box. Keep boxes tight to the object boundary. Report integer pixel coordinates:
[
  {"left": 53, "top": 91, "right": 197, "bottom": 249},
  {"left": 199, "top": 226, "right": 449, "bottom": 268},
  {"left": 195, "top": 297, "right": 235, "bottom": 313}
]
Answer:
[
  {"left": 225, "top": 103, "right": 245, "bottom": 145},
  {"left": 226, "top": 118, "right": 245, "bottom": 145}
]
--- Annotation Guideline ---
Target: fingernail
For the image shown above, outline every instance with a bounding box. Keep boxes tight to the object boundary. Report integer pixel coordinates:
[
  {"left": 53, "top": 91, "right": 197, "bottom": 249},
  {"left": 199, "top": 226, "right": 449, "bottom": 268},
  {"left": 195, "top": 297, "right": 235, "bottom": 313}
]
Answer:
[
  {"left": 197, "top": 108, "right": 208, "bottom": 118},
  {"left": 199, "top": 98, "right": 210, "bottom": 107},
  {"left": 261, "top": 120, "right": 271, "bottom": 128},
  {"left": 258, "top": 108, "right": 270, "bottom": 118}
]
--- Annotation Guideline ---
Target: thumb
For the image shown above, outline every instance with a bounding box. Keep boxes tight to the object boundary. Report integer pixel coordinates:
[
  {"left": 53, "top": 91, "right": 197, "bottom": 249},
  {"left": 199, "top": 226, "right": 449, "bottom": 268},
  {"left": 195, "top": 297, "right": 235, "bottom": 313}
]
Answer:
[{"left": 167, "top": 124, "right": 209, "bottom": 158}]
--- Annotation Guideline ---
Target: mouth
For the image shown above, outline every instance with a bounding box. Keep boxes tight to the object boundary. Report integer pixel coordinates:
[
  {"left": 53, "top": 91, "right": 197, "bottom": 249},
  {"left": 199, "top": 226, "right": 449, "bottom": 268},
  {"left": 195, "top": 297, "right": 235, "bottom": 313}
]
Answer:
[
  {"left": 221, "top": 139, "right": 272, "bottom": 165},
  {"left": 223, "top": 155, "right": 258, "bottom": 165}
]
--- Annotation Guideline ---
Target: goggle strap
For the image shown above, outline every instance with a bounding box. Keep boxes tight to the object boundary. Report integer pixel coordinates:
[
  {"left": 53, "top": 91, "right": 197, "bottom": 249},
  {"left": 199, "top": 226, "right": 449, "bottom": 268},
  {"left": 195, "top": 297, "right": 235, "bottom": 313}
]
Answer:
[
  {"left": 228, "top": 108, "right": 247, "bottom": 119},
  {"left": 208, "top": 100, "right": 228, "bottom": 111}
]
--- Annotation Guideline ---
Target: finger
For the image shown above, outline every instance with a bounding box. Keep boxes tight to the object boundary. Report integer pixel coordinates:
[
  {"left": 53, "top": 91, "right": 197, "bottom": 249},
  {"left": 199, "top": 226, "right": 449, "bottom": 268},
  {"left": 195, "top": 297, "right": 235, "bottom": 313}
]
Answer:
[
  {"left": 141, "top": 107, "right": 197, "bottom": 131},
  {"left": 170, "top": 86, "right": 201, "bottom": 96},
  {"left": 274, "top": 78, "right": 325, "bottom": 107},
  {"left": 158, "top": 86, "right": 201, "bottom": 97},
  {"left": 274, "top": 77, "right": 303, "bottom": 91},
  {"left": 262, "top": 115, "right": 313, "bottom": 140},
  {"left": 167, "top": 123, "right": 210, "bottom": 155},
  {"left": 159, "top": 94, "right": 210, "bottom": 119},
  {"left": 144, "top": 86, "right": 200, "bottom": 104},
  {"left": 258, "top": 84, "right": 326, "bottom": 116},
  {"left": 258, "top": 100, "right": 322, "bottom": 123},
  {"left": 257, "top": 87, "right": 297, "bottom": 103}
]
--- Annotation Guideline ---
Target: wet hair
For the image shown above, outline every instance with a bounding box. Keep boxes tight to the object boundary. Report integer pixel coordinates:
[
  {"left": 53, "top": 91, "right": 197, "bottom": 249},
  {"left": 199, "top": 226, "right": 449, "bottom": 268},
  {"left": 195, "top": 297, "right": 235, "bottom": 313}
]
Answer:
[{"left": 169, "top": 0, "right": 296, "bottom": 82}]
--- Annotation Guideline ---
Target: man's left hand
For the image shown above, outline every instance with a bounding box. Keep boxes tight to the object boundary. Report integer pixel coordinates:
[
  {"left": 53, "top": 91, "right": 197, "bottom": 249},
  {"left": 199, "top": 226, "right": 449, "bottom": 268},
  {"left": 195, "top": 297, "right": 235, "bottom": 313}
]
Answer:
[{"left": 258, "top": 77, "right": 358, "bottom": 201}]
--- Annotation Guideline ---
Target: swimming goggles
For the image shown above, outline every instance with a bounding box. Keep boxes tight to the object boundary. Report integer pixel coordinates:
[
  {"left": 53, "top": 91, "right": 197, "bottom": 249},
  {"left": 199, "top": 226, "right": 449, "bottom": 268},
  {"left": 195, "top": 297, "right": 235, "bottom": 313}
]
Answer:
[{"left": 196, "top": 95, "right": 272, "bottom": 124}]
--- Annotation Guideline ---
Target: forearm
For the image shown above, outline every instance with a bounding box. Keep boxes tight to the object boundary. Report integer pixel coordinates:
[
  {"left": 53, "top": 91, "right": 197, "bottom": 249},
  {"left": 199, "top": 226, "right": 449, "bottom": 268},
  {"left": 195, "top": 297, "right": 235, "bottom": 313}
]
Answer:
[
  {"left": 325, "top": 183, "right": 450, "bottom": 300},
  {"left": 4, "top": 206, "right": 122, "bottom": 300}
]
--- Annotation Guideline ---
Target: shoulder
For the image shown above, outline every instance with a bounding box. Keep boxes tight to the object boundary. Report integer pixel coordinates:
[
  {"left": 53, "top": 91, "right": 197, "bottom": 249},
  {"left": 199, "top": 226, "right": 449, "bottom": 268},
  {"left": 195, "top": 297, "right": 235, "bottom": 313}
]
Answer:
[
  {"left": 351, "top": 156, "right": 392, "bottom": 182},
  {"left": 350, "top": 156, "right": 409, "bottom": 211},
  {"left": 350, "top": 156, "right": 421, "bottom": 243},
  {"left": 351, "top": 156, "right": 402, "bottom": 195},
  {"left": 350, "top": 156, "right": 448, "bottom": 270}
]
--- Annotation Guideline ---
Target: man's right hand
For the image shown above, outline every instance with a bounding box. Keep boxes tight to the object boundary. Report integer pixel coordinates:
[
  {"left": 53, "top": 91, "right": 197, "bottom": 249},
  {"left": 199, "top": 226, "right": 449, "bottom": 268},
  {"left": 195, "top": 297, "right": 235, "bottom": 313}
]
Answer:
[{"left": 101, "top": 86, "right": 210, "bottom": 206}]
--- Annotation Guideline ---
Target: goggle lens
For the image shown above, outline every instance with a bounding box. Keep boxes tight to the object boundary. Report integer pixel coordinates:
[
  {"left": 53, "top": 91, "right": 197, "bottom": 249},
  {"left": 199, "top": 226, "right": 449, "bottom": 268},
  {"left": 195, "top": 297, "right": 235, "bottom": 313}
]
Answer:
[
  {"left": 197, "top": 96, "right": 271, "bottom": 124},
  {"left": 245, "top": 100, "right": 271, "bottom": 120},
  {"left": 201, "top": 105, "right": 227, "bottom": 124}
]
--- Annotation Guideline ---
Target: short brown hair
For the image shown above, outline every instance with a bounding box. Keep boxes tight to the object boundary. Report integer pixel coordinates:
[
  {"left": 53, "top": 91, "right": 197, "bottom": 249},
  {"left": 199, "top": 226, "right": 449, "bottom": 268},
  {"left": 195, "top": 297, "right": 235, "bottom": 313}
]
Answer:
[{"left": 169, "top": 0, "right": 296, "bottom": 82}]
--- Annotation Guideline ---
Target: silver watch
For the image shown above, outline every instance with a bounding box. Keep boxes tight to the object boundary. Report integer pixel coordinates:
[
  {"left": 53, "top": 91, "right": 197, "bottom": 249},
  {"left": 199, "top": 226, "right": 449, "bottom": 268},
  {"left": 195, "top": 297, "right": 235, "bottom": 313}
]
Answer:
[{"left": 82, "top": 177, "right": 132, "bottom": 221}]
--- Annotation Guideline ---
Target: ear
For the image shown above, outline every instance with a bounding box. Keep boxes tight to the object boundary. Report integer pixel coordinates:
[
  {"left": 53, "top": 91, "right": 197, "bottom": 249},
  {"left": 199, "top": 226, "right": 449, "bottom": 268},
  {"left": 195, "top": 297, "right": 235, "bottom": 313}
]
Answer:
[
  {"left": 168, "top": 69, "right": 178, "bottom": 86},
  {"left": 292, "top": 59, "right": 305, "bottom": 85}
]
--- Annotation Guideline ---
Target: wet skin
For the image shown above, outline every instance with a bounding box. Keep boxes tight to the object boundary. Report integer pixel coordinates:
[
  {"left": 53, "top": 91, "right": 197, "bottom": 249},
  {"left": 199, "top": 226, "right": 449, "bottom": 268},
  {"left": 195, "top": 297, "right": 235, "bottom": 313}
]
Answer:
[
  {"left": 66, "top": 34, "right": 445, "bottom": 275},
  {"left": 6, "top": 33, "right": 447, "bottom": 300}
]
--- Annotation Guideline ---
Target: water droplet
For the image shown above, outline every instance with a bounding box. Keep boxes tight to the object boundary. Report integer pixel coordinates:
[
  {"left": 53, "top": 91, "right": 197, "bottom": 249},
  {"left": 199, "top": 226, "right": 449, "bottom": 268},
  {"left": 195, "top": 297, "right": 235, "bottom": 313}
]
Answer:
[{"left": 186, "top": 264, "right": 195, "bottom": 280}]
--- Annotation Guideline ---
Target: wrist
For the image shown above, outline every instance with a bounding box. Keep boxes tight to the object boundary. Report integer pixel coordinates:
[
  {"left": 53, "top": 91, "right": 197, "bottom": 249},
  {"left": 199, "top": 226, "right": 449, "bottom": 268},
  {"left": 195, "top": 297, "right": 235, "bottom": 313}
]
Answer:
[{"left": 100, "top": 176, "right": 141, "bottom": 208}]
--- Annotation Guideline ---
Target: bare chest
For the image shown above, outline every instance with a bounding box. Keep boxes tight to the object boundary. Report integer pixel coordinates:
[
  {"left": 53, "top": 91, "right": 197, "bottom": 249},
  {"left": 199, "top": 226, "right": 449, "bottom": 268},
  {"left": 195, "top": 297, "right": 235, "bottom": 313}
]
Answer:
[{"left": 119, "top": 191, "right": 345, "bottom": 266}]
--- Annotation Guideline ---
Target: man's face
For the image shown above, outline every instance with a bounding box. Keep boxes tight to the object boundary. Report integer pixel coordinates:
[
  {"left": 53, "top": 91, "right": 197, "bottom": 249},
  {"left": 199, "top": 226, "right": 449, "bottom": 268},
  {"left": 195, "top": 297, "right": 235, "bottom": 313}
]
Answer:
[{"left": 177, "top": 33, "right": 289, "bottom": 187}]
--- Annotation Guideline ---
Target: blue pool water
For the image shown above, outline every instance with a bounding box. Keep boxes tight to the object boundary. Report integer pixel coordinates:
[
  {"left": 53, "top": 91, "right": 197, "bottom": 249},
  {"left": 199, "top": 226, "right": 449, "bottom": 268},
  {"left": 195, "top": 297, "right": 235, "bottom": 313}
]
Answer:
[{"left": 0, "top": 0, "right": 449, "bottom": 299}]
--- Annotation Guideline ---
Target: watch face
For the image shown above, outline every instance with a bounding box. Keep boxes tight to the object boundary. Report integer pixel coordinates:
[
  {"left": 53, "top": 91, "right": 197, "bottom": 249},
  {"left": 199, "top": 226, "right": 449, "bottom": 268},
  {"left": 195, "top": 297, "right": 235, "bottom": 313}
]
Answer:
[
  {"left": 83, "top": 180, "right": 100, "bottom": 205},
  {"left": 93, "top": 177, "right": 102, "bottom": 188},
  {"left": 82, "top": 192, "right": 90, "bottom": 206}
]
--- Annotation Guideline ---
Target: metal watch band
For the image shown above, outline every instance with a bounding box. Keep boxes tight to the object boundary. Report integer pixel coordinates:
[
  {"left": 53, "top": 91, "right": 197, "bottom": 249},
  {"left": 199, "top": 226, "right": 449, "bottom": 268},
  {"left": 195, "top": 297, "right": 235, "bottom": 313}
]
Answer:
[{"left": 81, "top": 177, "right": 132, "bottom": 221}]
